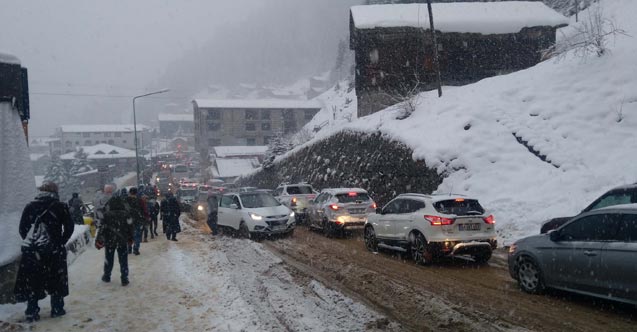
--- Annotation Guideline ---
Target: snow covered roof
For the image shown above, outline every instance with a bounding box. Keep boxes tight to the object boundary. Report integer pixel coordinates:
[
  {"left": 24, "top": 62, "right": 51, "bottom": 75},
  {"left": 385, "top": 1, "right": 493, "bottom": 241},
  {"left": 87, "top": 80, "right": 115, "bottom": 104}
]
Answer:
[
  {"left": 213, "top": 157, "right": 261, "bottom": 178},
  {"left": 213, "top": 146, "right": 268, "bottom": 158},
  {"left": 59, "top": 144, "right": 136, "bottom": 160},
  {"left": 194, "top": 99, "right": 322, "bottom": 110},
  {"left": 59, "top": 124, "right": 150, "bottom": 133},
  {"left": 158, "top": 113, "right": 193, "bottom": 122},
  {"left": 350, "top": 2, "right": 569, "bottom": 34},
  {"left": 0, "top": 52, "right": 21, "bottom": 65}
]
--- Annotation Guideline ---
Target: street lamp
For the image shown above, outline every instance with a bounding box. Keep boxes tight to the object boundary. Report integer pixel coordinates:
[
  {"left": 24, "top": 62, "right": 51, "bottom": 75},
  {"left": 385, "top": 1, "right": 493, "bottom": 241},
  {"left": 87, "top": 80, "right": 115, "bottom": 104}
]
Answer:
[{"left": 133, "top": 88, "right": 169, "bottom": 186}]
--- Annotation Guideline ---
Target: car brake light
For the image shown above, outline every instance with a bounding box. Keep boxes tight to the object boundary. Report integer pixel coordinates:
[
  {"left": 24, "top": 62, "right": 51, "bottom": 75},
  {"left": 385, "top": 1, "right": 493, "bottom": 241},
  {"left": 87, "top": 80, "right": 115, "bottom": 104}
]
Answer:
[
  {"left": 329, "top": 204, "right": 339, "bottom": 211},
  {"left": 455, "top": 198, "right": 465, "bottom": 202},
  {"left": 425, "top": 215, "right": 454, "bottom": 226},
  {"left": 483, "top": 215, "right": 495, "bottom": 224},
  {"left": 371, "top": 202, "right": 377, "bottom": 209},
  {"left": 348, "top": 192, "right": 358, "bottom": 197}
]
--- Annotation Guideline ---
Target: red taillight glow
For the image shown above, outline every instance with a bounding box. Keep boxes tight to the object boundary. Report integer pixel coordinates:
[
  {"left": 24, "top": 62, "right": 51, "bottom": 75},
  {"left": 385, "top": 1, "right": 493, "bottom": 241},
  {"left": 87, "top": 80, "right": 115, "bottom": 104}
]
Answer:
[
  {"left": 455, "top": 198, "right": 465, "bottom": 202},
  {"left": 425, "top": 215, "right": 455, "bottom": 226},
  {"left": 371, "top": 202, "right": 377, "bottom": 209},
  {"left": 329, "top": 204, "right": 339, "bottom": 211},
  {"left": 348, "top": 192, "right": 358, "bottom": 197},
  {"left": 483, "top": 215, "right": 495, "bottom": 224}
]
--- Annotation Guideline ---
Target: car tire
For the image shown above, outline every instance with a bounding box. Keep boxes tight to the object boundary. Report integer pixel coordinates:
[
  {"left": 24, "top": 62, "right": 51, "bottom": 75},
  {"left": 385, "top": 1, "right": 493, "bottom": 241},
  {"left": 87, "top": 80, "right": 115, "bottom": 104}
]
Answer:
[
  {"left": 322, "top": 219, "right": 333, "bottom": 238},
  {"left": 516, "top": 256, "right": 545, "bottom": 294},
  {"left": 239, "top": 222, "right": 250, "bottom": 239},
  {"left": 473, "top": 251, "right": 492, "bottom": 264},
  {"left": 286, "top": 229, "right": 294, "bottom": 237},
  {"left": 364, "top": 226, "right": 378, "bottom": 252},
  {"left": 410, "top": 232, "right": 432, "bottom": 265}
]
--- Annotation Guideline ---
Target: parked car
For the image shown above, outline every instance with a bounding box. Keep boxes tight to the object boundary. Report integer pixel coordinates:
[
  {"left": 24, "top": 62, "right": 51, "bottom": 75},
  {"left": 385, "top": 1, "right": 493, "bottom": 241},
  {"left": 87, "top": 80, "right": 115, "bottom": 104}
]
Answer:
[
  {"left": 273, "top": 183, "right": 317, "bottom": 224},
  {"left": 540, "top": 183, "right": 637, "bottom": 233},
  {"left": 364, "top": 194, "right": 497, "bottom": 264},
  {"left": 508, "top": 204, "right": 637, "bottom": 305},
  {"left": 176, "top": 185, "right": 198, "bottom": 212},
  {"left": 307, "top": 188, "right": 376, "bottom": 236},
  {"left": 172, "top": 164, "right": 190, "bottom": 182},
  {"left": 192, "top": 192, "right": 209, "bottom": 221},
  {"left": 239, "top": 186, "right": 258, "bottom": 193},
  {"left": 218, "top": 191, "right": 295, "bottom": 238}
]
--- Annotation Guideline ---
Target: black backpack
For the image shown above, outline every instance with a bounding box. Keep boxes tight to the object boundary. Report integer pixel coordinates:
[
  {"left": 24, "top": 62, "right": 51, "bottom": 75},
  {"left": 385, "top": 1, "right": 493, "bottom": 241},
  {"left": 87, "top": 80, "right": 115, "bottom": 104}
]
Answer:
[{"left": 22, "top": 204, "right": 56, "bottom": 253}]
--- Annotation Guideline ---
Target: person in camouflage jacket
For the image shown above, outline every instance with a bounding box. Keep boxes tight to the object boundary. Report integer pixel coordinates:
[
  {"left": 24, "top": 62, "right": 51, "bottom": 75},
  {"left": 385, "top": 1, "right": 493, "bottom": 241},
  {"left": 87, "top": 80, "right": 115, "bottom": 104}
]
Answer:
[{"left": 96, "top": 195, "right": 134, "bottom": 286}]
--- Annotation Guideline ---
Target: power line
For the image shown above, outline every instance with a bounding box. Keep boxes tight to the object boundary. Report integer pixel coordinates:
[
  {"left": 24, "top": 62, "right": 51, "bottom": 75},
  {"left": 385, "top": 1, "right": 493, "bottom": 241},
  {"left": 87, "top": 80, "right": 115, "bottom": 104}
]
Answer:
[{"left": 30, "top": 91, "right": 188, "bottom": 100}]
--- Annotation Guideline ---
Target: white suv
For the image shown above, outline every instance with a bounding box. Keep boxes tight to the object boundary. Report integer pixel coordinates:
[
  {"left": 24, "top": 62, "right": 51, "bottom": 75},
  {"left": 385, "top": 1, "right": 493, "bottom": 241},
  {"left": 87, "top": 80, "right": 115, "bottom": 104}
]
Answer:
[
  {"left": 218, "top": 191, "right": 295, "bottom": 238},
  {"left": 273, "top": 183, "right": 317, "bottom": 223},
  {"left": 308, "top": 188, "right": 376, "bottom": 236},
  {"left": 364, "top": 193, "right": 497, "bottom": 264}
]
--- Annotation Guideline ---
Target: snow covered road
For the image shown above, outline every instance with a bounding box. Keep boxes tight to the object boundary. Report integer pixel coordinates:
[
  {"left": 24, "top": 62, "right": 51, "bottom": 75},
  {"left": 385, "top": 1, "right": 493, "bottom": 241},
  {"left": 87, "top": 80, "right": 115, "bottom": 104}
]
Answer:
[{"left": 0, "top": 220, "right": 399, "bottom": 331}]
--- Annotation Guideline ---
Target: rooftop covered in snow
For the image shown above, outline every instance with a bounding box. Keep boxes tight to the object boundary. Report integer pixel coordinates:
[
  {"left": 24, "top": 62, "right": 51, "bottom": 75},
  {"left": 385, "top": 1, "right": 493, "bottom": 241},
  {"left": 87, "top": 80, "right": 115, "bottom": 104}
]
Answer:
[
  {"left": 158, "top": 113, "right": 193, "bottom": 122},
  {"left": 212, "top": 157, "right": 261, "bottom": 178},
  {"left": 58, "top": 124, "right": 150, "bottom": 133},
  {"left": 59, "top": 144, "right": 136, "bottom": 160},
  {"left": 0, "top": 52, "right": 21, "bottom": 65},
  {"left": 193, "top": 98, "right": 322, "bottom": 110},
  {"left": 212, "top": 146, "right": 268, "bottom": 158},
  {"left": 350, "top": 1, "right": 569, "bottom": 34}
]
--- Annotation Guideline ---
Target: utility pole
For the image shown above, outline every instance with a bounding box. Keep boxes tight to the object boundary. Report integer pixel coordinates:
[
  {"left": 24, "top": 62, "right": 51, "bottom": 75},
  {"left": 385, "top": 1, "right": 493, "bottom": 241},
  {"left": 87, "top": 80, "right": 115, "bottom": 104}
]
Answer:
[
  {"left": 575, "top": 0, "right": 580, "bottom": 23},
  {"left": 426, "top": 0, "right": 443, "bottom": 97}
]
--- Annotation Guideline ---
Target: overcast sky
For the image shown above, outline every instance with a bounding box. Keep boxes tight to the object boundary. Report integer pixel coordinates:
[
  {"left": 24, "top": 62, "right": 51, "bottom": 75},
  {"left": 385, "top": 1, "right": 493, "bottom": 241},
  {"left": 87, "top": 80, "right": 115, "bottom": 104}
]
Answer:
[{"left": 1, "top": 0, "right": 358, "bottom": 137}]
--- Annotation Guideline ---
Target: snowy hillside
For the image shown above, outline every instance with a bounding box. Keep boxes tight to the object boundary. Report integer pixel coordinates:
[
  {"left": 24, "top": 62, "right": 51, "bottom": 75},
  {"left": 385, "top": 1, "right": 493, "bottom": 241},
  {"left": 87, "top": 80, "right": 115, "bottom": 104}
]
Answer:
[{"left": 304, "top": 0, "right": 637, "bottom": 244}]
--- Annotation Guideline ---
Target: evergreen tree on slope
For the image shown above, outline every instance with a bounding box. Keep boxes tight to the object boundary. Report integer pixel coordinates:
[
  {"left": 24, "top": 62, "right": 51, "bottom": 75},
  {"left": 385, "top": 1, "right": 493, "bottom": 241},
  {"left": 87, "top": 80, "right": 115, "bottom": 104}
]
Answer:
[{"left": 44, "top": 156, "right": 73, "bottom": 201}]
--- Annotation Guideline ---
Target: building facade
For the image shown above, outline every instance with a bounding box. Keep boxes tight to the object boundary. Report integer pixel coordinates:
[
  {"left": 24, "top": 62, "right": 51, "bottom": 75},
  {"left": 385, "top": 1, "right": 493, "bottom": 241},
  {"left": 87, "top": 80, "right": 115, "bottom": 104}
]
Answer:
[
  {"left": 193, "top": 99, "right": 321, "bottom": 155},
  {"left": 51, "top": 124, "right": 151, "bottom": 155},
  {"left": 158, "top": 113, "right": 194, "bottom": 138},
  {"left": 349, "top": 2, "right": 569, "bottom": 117}
]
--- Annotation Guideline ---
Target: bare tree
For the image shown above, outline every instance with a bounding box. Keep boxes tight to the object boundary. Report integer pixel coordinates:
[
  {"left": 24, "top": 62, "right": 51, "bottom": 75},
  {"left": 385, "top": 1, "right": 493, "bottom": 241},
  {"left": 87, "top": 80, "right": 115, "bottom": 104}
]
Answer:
[
  {"left": 544, "top": 6, "right": 629, "bottom": 60},
  {"left": 380, "top": 78, "right": 424, "bottom": 120}
]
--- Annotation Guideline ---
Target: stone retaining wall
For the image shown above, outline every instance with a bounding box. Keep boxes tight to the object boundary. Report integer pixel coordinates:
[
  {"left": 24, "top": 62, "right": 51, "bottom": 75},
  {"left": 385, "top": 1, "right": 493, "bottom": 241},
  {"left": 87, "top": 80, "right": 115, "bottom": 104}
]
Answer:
[{"left": 238, "top": 131, "right": 443, "bottom": 206}]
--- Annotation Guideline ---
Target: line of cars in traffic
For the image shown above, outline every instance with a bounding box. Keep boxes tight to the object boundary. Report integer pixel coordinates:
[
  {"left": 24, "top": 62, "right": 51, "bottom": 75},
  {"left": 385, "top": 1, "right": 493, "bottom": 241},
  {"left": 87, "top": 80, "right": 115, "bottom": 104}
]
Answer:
[{"left": 209, "top": 181, "right": 636, "bottom": 307}]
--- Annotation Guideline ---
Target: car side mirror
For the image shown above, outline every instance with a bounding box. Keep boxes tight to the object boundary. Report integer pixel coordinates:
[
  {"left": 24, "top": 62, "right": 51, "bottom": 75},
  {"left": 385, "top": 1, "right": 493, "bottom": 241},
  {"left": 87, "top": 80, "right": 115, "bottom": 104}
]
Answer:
[
  {"left": 549, "top": 230, "right": 560, "bottom": 242},
  {"left": 375, "top": 208, "right": 383, "bottom": 215},
  {"left": 230, "top": 203, "right": 240, "bottom": 209}
]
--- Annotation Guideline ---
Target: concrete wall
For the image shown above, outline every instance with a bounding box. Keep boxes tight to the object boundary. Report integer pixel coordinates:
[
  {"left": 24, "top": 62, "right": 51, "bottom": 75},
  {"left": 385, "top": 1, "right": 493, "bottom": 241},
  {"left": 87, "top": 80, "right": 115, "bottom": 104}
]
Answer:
[{"left": 237, "top": 131, "right": 442, "bottom": 206}]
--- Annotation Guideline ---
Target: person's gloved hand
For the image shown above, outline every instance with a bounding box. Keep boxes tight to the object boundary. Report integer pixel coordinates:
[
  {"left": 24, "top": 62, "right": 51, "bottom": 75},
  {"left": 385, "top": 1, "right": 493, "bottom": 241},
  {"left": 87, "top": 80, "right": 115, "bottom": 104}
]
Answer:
[{"left": 95, "top": 240, "right": 104, "bottom": 250}]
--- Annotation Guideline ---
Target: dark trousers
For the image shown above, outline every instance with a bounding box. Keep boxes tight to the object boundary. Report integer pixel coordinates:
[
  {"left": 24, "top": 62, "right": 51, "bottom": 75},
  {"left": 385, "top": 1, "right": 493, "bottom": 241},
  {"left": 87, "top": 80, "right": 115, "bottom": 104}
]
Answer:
[
  {"left": 104, "top": 246, "right": 129, "bottom": 281},
  {"left": 26, "top": 295, "right": 64, "bottom": 317},
  {"left": 142, "top": 223, "right": 149, "bottom": 241},
  {"left": 150, "top": 217, "right": 158, "bottom": 236},
  {"left": 128, "top": 225, "right": 143, "bottom": 253},
  {"left": 207, "top": 213, "right": 218, "bottom": 235}
]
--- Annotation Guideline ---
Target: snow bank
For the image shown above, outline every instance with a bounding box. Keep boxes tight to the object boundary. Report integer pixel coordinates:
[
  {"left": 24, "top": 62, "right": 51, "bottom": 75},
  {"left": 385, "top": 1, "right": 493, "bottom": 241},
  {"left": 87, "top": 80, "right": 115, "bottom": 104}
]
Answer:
[
  {"left": 351, "top": 2, "right": 569, "bottom": 34},
  {"left": 0, "top": 102, "right": 36, "bottom": 266},
  {"left": 314, "top": 0, "right": 637, "bottom": 243}
]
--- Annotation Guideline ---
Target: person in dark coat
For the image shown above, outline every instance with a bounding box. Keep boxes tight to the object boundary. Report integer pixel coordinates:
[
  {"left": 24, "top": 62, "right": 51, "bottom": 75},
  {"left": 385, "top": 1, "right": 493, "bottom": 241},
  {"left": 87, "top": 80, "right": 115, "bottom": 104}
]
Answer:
[
  {"left": 206, "top": 191, "right": 220, "bottom": 236},
  {"left": 68, "top": 192, "right": 86, "bottom": 225},
  {"left": 14, "top": 181, "right": 74, "bottom": 322},
  {"left": 96, "top": 195, "right": 134, "bottom": 286},
  {"left": 148, "top": 198, "right": 160, "bottom": 238},
  {"left": 140, "top": 195, "right": 151, "bottom": 242},
  {"left": 124, "top": 188, "right": 145, "bottom": 255},
  {"left": 164, "top": 194, "right": 181, "bottom": 241},
  {"left": 160, "top": 196, "right": 168, "bottom": 234}
]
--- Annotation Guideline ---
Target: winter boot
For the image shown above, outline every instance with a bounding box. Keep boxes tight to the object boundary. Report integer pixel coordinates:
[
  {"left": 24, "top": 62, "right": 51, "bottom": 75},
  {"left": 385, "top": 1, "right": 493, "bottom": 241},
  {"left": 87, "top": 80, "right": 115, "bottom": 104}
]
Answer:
[
  {"left": 121, "top": 278, "right": 130, "bottom": 286},
  {"left": 101, "top": 275, "right": 111, "bottom": 283}
]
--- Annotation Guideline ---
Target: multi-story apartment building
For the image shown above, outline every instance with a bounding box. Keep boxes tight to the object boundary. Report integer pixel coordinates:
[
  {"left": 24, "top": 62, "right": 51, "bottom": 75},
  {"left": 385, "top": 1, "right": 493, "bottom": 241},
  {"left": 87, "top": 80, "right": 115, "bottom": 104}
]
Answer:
[
  {"left": 193, "top": 99, "right": 321, "bottom": 154},
  {"left": 51, "top": 124, "right": 151, "bottom": 155},
  {"left": 158, "top": 113, "right": 194, "bottom": 138}
]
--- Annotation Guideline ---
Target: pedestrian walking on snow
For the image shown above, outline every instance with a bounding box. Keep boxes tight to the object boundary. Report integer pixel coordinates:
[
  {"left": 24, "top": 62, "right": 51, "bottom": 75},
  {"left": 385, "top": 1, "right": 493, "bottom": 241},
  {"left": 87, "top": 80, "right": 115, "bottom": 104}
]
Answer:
[
  {"left": 125, "top": 187, "right": 145, "bottom": 255},
  {"left": 68, "top": 192, "right": 86, "bottom": 225},
  {"left": 95, "top": 195, "right": 134, "bottom": 286},
  {"left": 164, "top": 193, "right": 181, "bottom": 241},
  {"left": 14, "top": 181, "right": 74, "bottom": 323},
  {"left": 160, "top": 196, "right": 168, "bottom": 234},
  {"left": 148, "top": 197, "right": 160, "bottom": 238},
  {"left": 140, "top": 195, "right": 151, "bottom": 242},
  {"left": 206, "top": 191, "right": 220, "bottom": 236}
]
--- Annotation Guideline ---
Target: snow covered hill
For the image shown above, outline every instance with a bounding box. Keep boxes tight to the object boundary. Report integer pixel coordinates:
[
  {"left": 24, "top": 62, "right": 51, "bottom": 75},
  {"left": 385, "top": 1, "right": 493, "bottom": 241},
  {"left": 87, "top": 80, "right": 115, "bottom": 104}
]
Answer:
[{"left": 303, "top": 0, "right": 637, "bottom": 243}]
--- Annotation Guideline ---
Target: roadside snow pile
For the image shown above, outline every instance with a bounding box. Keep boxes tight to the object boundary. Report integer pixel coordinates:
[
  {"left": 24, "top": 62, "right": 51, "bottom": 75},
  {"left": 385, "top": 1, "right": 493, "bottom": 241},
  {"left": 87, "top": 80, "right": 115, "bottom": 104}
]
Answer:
[
  {"left": 309, "top": 0, "right": 637, "bottom": 243},
  {"left": 0, "top": 102, "right": 36, "bottom": 266}
]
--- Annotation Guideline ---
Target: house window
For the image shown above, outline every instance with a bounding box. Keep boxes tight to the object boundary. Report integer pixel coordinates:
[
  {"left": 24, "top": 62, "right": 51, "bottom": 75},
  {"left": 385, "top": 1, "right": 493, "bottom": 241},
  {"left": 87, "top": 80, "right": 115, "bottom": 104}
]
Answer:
[
  {"left": 263, "top": 136, "right": 272, "bottom": 145},
  {"left": 83, "top": 133, "right": 90, "bottom": 138},
  {"left": 369, "top": 48, "right": 379, "bottom": 64},
  {"left": 304, "top": 110, "right": 315, "bottom": 120},
  {"left": 84, "top": 140, "right": 92, "bottom": 145},
  {"left": 208, "top": 138, "right": 221, "bottom": 146},
  {"left": 114, "top": 132, "right": 122, "bottom": 138},
  {"left": 75, "top": 141, "right": 80, "bottom": 145},
  {"left": 261, "top": 110, "right": 271, "bottom": 120},
  {"left": 245, "top": 110, "right": 257, "bottom": 120},
  {"left": 261, "top": 122, "right": 271, "bottom": 131},
  {"left": 245, "top": 123, "right": 256, "bottom": 131},
  {"left": 108, "top": 140, "right": 115, "bottom": 145},
  {"left": 104, "top": 132, "right": 111, "bottom": 137},
  {"left": 65, "top": 141, "right": 72, "bottom": 147},
  {"left": 208, "top": 110, "right": 221, "bottom": 120},
  {"left": 246, "top": 138, "right": 256, "bottom": 146},
  {"left": 207, "top": 122, "right": 221, "bottom": 131},
  {"left": 122, "top": 140, "right": 127, "bottom": 144}
]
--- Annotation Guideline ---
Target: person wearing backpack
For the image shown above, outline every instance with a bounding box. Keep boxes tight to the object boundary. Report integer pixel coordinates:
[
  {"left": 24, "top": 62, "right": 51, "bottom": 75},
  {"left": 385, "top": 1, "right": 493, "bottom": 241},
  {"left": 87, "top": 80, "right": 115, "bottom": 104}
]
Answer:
[{"left": 14, "top": 181, "right": 74, "bottom": 323}]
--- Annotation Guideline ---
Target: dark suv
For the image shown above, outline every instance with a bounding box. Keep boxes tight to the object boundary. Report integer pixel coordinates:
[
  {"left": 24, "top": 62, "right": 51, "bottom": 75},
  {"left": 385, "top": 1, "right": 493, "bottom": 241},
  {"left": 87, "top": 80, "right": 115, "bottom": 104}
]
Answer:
[{"left": 540, "top": 184, "right": 637, "bottom": 233}]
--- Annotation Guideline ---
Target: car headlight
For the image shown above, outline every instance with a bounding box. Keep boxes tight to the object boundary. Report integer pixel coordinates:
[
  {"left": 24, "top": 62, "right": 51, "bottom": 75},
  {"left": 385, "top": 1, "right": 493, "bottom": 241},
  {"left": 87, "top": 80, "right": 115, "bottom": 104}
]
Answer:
[
  {"left": 197, "top": 205, "right": 204, "bottom": 211},
  {"left": 508, "top": 244, "right": 517, "bottom": 255},
  {"left": 249, "top": 213, "right": 263, "bottom": 221},
  {"left": 289, "top": 211, "right": 295, "bottom": 218}
]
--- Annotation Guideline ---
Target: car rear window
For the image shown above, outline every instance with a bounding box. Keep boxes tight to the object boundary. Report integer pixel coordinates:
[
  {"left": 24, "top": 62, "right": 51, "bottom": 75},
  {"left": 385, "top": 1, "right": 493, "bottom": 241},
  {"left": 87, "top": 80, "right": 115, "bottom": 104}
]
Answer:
[
  {"left": 286, "top": 186, "right": 313, "bottom": 195},
  {"left": 433, "top": 199, "right": 485, "bottom": 216},
  {"left": 335, "top": 193, "right": 371, "bottom": 203}
]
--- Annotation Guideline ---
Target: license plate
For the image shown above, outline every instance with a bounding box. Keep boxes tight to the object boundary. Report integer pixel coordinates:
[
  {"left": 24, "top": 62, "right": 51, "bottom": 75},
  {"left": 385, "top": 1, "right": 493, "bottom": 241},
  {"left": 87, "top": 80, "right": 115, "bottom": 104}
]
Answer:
[{"left": 459, "top": 223, "right": 481, "bottom": 231}]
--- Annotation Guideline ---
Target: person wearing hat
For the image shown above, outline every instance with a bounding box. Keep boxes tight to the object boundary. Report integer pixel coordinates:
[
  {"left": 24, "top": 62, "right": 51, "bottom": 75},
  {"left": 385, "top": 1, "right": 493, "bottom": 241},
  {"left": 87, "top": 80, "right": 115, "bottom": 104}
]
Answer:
[
  {"left": 68, "top": 192, "right": 86, "bottom": 225},
  {"left": 95, "top": 193, "right": 134, "bottom": 286},
  {"left": 14, "top": 181, "right": 74, "bottom": 322}
]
